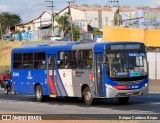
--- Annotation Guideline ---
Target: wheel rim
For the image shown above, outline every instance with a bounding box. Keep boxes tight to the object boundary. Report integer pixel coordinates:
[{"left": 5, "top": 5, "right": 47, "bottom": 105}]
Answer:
[
  {"left": 86, "top": 92, "right": 92, "bottom": 101},
  {"left": 36, "top": 88, "right": 41, "bottom": 99}
]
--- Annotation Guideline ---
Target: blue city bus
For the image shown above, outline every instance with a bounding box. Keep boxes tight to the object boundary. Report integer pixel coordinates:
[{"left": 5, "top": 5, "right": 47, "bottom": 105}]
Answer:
[{"left": 11, "top": 42, "right": 149, "bottom": 105}]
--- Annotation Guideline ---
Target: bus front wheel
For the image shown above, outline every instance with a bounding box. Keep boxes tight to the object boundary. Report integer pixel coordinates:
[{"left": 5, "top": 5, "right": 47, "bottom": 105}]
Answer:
[
  {"left": 118, "top": 97, "right": 129, "bottom": 104},
  {"left": 83, "top": 87, "right": 94, "bottom": 105},
  {"left": 35, "top": 85, "right": 44, "bottom": 101}
]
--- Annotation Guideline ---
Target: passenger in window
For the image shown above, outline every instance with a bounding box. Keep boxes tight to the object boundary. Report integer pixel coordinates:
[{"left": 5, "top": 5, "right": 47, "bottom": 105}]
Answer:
[
  {"left": 124, "top": 63, "right": 134, "bottom": 72},
  {"left": 65, "top": 61, "right": 73, "bottom": 69},
  {"left": 87, "top": 64, "right": 92, "bottom": 69},
  {"left": 64, "top": 54, "right": 68, "bottom": 60},
  {"left": 79, "top": 61, "right": 87, "bottom": 69}
]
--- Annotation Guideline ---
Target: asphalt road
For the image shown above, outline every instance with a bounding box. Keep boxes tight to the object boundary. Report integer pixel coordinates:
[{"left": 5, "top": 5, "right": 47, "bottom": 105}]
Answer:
[
  {"left": 0, "top": 79, "right": 160, "bottom": 120},
  {"left": 0, "top": 87, "right": 160, "bottom": 120}
]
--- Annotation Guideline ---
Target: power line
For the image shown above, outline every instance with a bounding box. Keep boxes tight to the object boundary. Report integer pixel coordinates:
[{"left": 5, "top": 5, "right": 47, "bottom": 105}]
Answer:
[
  {"left": 67, "top": 1, "right": 75, "bottom": 40},
  {"left": 45, "top": 0, "right": 55, "bottom": 36}
]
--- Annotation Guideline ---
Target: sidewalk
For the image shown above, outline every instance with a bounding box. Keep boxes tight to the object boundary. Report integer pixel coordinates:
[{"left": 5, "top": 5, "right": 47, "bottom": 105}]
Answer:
[{"left": 149, "top": 80, "right": 160, "bottom": 93}]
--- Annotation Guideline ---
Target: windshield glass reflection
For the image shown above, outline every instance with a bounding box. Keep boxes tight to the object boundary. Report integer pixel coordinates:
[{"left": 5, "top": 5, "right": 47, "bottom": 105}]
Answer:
[{"left": 106, "top": 52, "right": 148, "bottom": 79}]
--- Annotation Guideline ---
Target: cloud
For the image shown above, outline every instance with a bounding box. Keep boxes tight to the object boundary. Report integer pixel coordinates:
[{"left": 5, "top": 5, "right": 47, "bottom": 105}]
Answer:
[
  {"left": 0, "top": 5, "right": 10, "bottom": 12},
  {"left": 148, "top": 0, "right": 160, "bottom": 7}
]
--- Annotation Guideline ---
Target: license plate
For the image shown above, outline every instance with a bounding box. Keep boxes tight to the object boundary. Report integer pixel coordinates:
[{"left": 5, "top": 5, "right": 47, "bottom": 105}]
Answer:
[{"left": 126, "top": 92, "right": 133, "bottom": 95}]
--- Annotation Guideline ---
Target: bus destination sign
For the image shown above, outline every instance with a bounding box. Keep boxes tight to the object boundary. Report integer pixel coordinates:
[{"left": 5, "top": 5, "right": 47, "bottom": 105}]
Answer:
[{"left": 110, "top": 44, "right": 141, "bottom": 50}]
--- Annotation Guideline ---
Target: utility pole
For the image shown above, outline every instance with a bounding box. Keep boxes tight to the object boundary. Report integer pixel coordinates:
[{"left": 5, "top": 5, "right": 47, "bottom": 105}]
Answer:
[
  {"left": 46, "top": 0, "right": 55, "bottom": 36},
  {"left": 0, "top": 14, "right": 3, "bottom": 40},
  {"left": 67, "top": 1, "right": 75, "bottom": 41},
  {"left": 0, "top": 22, "right": 2, "bottom": 40},
  {"left": 108, "top": 0, "right": 120, "bottom": 26}
]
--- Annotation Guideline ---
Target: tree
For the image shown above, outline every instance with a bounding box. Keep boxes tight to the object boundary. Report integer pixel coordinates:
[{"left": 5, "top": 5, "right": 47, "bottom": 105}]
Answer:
[
  {"left": 0, "top": 12, "right": 21, "bottom": 37},
  {"left": 69, "top": 24, "right": 80, "bottom": 41},
  {"left": 55, "top": 14, "right": 80, "bottom": 41},
  {"left": 55, "top": 14, "right": 69, "bottom": 37},
  {"left": 113, "top": 10, "right": 120, "bottom": 26},
  {"left": 92, "top": 27, "right": 102, "bottom": 36}
]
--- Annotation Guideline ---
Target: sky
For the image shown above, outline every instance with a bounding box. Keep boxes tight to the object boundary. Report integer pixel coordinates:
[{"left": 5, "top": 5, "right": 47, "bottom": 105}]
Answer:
[{"left": 0, "top": 0, "right": 160, "bottom": 23}]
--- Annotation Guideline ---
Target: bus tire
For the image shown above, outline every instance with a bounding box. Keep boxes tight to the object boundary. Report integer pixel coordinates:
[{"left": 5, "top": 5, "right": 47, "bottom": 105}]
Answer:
[
  {"left": 83, "top": 87, "right": 94, "bottom": 105},
  {"left": 118, "top": 97, "right": 129, "bottom": 104},
  {"left": 35, "top": 85, "right": 44, "bottom": 101}
]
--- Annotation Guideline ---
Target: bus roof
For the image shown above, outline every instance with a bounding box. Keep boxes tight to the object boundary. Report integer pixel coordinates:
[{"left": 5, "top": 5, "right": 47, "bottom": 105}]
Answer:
[{"left": 12, "top": 41, "right": 145, "bottom": 54}]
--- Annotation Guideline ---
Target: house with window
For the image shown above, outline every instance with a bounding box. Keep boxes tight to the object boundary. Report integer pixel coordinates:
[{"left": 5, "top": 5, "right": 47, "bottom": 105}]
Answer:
[
  {"left": 8, "top": 4, "right": 160, "bottom": 41},
  {"left": 33, "top": 11, "right": 52, "bottom": 39},
  {"left": 56, "top": 4, "right": 114, "bottom": 31},
  {"left": 19, "top": 11, "right": 53, "bottom": 40}
]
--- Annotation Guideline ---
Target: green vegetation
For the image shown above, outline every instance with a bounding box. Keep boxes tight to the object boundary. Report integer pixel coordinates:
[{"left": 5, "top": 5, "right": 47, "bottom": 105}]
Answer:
[
  {"left": 0, "top": 12, "right": 22, "bottom": 39},
  {"left": 55, "top": 14, "right": 69, "bottom": 37},
  {"left": 69, "top": 24, "right": 81, "bottom": 41},
  {"left": 55, "top": 13, "right": 81, "bottom": 41},
  {"left": 92, "top": 27, "right": 102, "bottom": 36},
  {"left": 0, "top": 41, "right": 22, "bottom": 74}
]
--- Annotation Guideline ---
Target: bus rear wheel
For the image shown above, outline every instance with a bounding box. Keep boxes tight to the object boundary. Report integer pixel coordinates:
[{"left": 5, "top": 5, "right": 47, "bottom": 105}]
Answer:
[
  {"left": 35, "top": 85, "right": 44, "bottom": 101},
  {"left": 83, "top": 87, "right": 94, "bottom": 105},
  {"left": 118, "top": 97, "right": 129, "bottom": 104}
]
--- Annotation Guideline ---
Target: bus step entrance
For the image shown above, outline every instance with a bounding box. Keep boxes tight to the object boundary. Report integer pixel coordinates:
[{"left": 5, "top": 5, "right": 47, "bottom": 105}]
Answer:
[{"left": 49, "top": 94, "right": 56, "bottom": 98}]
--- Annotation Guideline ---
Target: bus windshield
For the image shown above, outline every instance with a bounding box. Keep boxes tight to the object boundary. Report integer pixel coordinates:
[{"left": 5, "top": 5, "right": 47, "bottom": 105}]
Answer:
[{"left": 106, "top": 52, "right": 148, "bottom": 80}]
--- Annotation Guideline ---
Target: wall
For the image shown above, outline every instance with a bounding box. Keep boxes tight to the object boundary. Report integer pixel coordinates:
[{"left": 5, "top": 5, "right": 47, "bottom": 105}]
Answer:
[
  {"left": 147, "top": 52, "right": 160, "bottom": 80},
  {"left": 145, "top": 29, "right": 160, "bottom": 47},
  {"left": 103, "top": 26, "right": 144, "bottom": 42},
  {"left": 103, "top": 26, "right": 160, "bottom": 47},
  {"left": 102, "top": 11, "right": 114, "bottom": 26},
  {"left": 85, "top": 11, "right": 99, "bottom": 28}
]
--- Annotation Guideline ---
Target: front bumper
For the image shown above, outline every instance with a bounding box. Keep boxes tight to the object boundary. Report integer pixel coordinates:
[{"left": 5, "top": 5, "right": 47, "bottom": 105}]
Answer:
[{"left": 106, "top": 83, "right": 148, "bottom": 98}]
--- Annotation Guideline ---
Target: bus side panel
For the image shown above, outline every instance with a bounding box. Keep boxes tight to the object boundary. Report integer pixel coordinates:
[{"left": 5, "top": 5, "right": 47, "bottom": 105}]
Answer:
[
  {"left": 72, "top": 69, "right": 95, "bottom": 97},
  {"left": 57, "top": 69, "right": 95, "bottom": 97},
  {"left": 56, "top": 69, "right": 95, "bottom": 97},
  {"left": 57, "top": 69, "right": 73, "bottom": 96},
  {"left": 12, "top": 70, "right": 49, "bottom": 95}
]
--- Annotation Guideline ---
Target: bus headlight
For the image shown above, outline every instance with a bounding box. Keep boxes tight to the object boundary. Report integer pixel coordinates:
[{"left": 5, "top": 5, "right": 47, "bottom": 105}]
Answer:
[
  {"left": 142, "top": 83, "right": 148, "bottom": 89},
  {"left": 145, "top": 83, "right": 148, "bottom": 87},
  {"left": 106, "top": 84, "right": 116, "bottom": 90}
]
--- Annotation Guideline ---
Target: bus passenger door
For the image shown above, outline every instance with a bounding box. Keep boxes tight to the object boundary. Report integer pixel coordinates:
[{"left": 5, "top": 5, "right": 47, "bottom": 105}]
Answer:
[
  {"left": 95, "top": 54, "right": 105, "bottom": 97},
  {"left": 47, "top": 55, "right": 57, "bottom": 96}
]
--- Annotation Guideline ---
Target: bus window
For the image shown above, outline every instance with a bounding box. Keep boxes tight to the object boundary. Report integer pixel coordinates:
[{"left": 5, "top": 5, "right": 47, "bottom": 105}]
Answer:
[
  {"left": 58, "top": 60, "right": 64, "bottom": 69},
  {"left": 13, "top": 53, "right": 22, "bottom": 69},
  {"left": 78, "top": 50, "right": 92, "bottom": 69},
  {"left": 34, "top": 52, "right": 45, "bottom": 69},
  {"left": 58, "top": 51, "right": 77, "bottom": 69},
  {"left": 48, "top": 57, "right": 53, "bottom": 70},
  {"left": 23, "top": 53, "right": 33, "bottom": 69},
  {"left": 58, "top": 52, "right": 65, "bottom": 69}
]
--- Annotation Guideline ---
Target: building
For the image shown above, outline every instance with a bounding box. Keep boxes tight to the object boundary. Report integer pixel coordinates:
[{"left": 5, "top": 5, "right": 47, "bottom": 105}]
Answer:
[
  {"left": 8, "top": 24, "right": 24, "bottom": 34},
  {"left": 33, "top": 11, "right": 52, "bottom": 39},
  {"left": 120, "top": 6, "right": 160, "bottom": 29},
  {"left": 57, "top": 4, "right": 114, "bottom": 31},
  {"left": 8, "top": 5, "right": 160, "bottom": 40}
]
